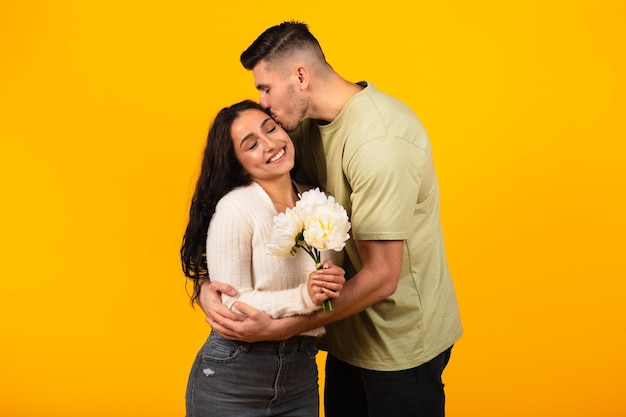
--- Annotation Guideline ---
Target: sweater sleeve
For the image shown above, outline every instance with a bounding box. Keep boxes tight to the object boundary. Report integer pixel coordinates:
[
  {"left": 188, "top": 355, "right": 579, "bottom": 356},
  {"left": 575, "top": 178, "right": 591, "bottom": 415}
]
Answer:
[{"left": 206, "top": 191, "right": 320, "bottom": 319}]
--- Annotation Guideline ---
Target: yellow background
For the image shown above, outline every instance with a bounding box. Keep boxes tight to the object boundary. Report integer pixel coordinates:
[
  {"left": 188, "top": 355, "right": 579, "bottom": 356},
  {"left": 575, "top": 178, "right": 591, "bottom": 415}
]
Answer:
[{"left": 1, "top": 1, "right": 625, "bottom": 416}]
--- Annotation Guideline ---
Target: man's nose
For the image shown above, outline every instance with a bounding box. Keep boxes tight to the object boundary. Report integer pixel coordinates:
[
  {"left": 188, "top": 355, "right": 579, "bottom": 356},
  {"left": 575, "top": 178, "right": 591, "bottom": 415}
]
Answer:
[{"left": 259, "top": 95, "right": 270, "bottom": 110}]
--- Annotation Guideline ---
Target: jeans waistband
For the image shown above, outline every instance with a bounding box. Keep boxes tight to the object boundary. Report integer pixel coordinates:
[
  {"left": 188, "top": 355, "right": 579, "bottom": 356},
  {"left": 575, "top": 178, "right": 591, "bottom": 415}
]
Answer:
[{"left": 239, "top": 335, "right": 316, "bottom": 353}]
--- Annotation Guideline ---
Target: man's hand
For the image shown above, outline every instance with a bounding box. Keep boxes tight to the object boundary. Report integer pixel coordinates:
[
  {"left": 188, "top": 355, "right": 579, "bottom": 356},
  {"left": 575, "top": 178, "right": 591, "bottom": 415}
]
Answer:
[
  {"left": 205, "top": 301, "right": 284, "bottom": 342},
  {"left": 198, "top": 280, "right": 244, "bottom": 322},
  {"left": 198, "top": 280, "right": 293, "bottom": 342}
]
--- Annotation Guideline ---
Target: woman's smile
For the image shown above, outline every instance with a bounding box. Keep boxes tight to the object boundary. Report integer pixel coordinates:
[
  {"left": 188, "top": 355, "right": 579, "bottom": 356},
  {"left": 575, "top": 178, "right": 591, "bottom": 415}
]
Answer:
[{"left": 268, "top": 148, "right": 285, "bottom": 163}]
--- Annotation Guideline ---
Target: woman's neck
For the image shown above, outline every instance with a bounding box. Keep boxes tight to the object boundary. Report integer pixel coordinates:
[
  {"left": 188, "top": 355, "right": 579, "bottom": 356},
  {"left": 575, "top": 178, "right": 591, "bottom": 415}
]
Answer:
[{"left": 255, "top": 176, "right": 298, "bottom": 213}]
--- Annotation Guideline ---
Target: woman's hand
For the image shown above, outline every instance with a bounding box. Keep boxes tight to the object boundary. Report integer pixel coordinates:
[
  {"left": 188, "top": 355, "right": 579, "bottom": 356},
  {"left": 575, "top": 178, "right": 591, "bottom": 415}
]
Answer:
[{"left": 307, "top": 260, "right": 345, "bottom": 306}]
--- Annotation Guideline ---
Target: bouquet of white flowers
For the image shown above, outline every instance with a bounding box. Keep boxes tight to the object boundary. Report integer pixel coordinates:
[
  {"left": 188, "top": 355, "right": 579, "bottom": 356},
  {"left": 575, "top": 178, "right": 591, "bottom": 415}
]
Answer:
[{"left": 267, "top": 188, "right": 351, "bottom": 312}]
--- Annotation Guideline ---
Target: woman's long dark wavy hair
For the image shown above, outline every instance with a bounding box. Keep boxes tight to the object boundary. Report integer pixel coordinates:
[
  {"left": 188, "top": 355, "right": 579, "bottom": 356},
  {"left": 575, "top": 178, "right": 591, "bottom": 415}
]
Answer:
[{"left": 181, "top": 100, "right": 265, "bottom": 304}]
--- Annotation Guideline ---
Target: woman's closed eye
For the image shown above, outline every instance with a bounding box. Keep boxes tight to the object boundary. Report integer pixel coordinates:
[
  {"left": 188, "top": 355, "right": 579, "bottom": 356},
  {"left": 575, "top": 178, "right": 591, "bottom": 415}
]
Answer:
[{"left": 247, "top": 140, "right": 259, "bottom": 151}]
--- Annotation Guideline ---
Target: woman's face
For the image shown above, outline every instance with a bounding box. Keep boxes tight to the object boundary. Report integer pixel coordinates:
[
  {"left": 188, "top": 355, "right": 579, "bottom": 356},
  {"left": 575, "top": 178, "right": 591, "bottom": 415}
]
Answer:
[{"left": 230, "top": 108, "right": 295, "bottom": 183}]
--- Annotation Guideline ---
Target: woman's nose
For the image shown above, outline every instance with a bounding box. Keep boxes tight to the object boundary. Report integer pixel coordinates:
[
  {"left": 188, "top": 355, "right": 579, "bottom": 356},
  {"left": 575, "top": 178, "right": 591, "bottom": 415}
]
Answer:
[{"left": 261, "top": 136, "right": 276, "bottom": 151}]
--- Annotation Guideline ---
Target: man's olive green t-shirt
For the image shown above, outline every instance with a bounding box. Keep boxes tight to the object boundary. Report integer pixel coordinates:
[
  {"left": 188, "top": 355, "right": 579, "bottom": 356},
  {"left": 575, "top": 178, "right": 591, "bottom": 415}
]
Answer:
[{"left": 291, "top": 82, "right": 462, "bottom": 371}]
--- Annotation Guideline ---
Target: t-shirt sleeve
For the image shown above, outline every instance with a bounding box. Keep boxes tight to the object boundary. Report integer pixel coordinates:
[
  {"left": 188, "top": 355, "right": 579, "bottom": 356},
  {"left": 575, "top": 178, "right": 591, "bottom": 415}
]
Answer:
[{"left": 345, "top": 136, "right": 432, "bottom": 241}]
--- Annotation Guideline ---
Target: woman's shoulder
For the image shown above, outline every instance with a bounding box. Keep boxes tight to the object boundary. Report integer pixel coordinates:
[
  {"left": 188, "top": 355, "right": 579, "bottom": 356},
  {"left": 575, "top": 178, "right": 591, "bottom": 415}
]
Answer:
[{"left": 216, "top": 182, "right": 272, "bottom": 212}]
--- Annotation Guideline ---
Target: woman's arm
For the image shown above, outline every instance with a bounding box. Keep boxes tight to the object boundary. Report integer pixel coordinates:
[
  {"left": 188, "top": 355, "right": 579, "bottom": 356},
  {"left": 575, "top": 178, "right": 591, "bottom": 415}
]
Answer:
[
  {"left": 206, "top": 196, "right": 342, "bottom": 318},
  {"left": 203, "top": 240, "right": 402, "bottom": 342}
]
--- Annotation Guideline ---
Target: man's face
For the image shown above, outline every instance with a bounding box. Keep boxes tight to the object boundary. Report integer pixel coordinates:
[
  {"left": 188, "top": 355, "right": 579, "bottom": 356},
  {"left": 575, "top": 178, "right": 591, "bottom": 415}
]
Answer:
[{"left": 252, "top": 60, "right": 308, "bottom": 132}]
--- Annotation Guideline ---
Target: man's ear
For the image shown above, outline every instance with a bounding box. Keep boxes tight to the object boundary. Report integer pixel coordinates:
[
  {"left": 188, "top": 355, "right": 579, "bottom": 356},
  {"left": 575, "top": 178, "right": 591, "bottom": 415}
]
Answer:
[{"left": 296, "top": 66, "right": 310, "bottom": 89}]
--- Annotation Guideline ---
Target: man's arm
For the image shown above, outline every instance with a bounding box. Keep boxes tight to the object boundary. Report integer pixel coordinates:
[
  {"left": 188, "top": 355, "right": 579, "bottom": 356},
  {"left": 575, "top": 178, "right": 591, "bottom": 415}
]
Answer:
[
  {"left": 200, "top": 261, "right": 346, "bottom": 339},
  {"left": 203, "top": 240, "right": 403, "bottom": 342}
]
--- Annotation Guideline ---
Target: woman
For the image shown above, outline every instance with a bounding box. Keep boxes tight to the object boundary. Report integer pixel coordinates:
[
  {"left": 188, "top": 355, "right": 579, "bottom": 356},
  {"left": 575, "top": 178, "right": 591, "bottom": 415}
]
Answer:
[{"left": 180, "top": 100, "right": 345, "bottom": 417}]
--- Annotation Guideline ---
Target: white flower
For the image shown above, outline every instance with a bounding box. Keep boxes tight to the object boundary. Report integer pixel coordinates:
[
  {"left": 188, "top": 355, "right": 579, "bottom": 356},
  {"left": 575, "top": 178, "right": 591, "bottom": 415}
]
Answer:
[
  {"left": 295, "top": 187, "right": 331, "bottom": 217},
  {"left": 267, "top": 187, "right": 350, "bottom": 260},
  {"left": 266, "top": 209, "right": 303, "bottom": 257},
  {"left": 266, "top": 187, "right": 350, "bottom": 313},
  {"left": 298, "top": 190, "right": 351, "bottom": 252}
]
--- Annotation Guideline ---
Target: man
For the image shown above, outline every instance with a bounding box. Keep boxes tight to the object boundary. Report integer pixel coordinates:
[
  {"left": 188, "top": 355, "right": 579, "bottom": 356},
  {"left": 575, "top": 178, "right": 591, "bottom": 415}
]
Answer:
[{"left": 201, "top": 21, "right": 462, "bottom": 417}]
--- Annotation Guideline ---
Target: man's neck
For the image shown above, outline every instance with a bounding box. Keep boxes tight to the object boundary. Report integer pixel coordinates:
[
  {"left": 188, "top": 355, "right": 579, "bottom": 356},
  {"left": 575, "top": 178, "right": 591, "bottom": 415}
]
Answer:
[{"left": 308, "top": 74, "right": 363, "bottom": 122}]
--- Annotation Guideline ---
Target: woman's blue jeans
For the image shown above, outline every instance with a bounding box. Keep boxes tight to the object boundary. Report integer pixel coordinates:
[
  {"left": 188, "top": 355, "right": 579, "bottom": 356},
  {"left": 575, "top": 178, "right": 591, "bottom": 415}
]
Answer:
[{"left": 186, "top": 331, "right": 319, "bottom": 417}]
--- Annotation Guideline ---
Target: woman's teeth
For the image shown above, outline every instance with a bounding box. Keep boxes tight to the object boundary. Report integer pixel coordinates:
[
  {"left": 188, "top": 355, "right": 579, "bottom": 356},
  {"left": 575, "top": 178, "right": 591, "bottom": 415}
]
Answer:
[{"left": 269, "top": 148, "right": 285, "bottom": 163}]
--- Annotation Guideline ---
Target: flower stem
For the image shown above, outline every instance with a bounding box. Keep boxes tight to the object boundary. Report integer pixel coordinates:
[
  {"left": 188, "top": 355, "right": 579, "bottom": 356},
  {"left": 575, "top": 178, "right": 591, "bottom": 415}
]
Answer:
[{"left": 301, "top": 245, "right": 331, "bottom": 313}]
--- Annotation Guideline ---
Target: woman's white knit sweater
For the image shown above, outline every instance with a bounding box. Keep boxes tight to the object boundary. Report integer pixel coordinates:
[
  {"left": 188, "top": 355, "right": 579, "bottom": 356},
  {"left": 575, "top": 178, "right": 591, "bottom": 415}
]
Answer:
[{"left": 206, "top": 182, "right": 325, "bottom": 336}]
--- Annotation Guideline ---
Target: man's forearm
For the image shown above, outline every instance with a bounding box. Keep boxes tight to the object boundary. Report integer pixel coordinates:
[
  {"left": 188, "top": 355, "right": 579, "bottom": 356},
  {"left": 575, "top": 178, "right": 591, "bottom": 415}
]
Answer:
[
  {"left": 267, "top": 271, "right": 391, "bottom": 339},
  {"left": 266, "top": 314, "right": 322, "bottom": 340},
  {"left": 212, "top": 241, "right": 403, "bottom": 342}
]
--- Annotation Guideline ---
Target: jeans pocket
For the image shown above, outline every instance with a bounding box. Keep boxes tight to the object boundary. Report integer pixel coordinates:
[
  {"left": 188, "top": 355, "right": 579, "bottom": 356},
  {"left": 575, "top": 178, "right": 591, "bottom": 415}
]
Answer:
[{"left": 200, "top": 333, "right": 243, "bottom": 363}]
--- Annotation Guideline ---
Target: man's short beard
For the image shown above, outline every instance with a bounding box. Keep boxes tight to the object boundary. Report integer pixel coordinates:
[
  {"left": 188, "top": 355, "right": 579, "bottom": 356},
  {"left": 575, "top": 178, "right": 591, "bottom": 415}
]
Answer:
[{"left": 281, "top": 94, "right": 308, "bottom": 132}]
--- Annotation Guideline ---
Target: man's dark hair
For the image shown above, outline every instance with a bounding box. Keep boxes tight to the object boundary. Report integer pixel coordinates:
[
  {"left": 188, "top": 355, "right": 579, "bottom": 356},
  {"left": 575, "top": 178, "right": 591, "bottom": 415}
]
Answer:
[{"left": 240, "top": 20, "right": 326, "bottom": 70}]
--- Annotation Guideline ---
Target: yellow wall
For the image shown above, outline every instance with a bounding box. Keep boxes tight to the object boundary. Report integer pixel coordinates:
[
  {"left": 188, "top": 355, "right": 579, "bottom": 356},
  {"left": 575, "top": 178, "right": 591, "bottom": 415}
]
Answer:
[{"left": 1, "top": 1, "right": 624, "bottom": 416}]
